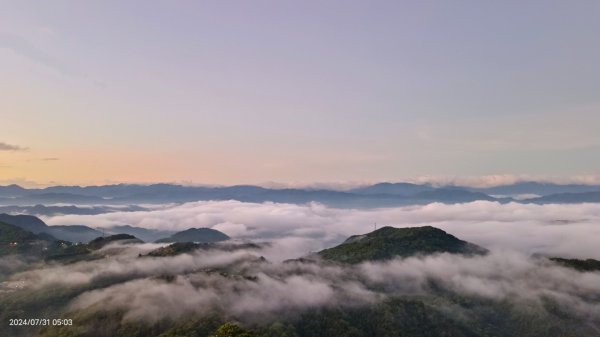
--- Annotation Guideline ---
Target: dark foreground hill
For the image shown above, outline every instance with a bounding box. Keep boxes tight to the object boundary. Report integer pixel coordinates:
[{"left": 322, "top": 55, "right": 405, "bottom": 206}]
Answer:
[
  {"left": 0, "top": 221, "right": 52, "bottom": 257},
  {"left": 155, "top": 228, "right": 230, "bottom": 243},
  {"left": 0, "top": 221, "right": 144, "bottom": 265},
  {"left": 0, "top": 213, "right": 102, "bottom": 242},
  {"left": 0, "top": 221, "right": 94, "bottom": 263},
  {"left": 550, "top": 257, "right": 600, "bottom": 272},
  {"left": 318, "top": 226, "right": 488, "bottom": 264}
]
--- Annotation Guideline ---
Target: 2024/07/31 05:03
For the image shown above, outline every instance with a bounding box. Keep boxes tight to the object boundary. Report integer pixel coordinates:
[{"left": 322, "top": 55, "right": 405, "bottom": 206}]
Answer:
[{"left": 9, "top": 318, "right": 73, "bottom": 326}]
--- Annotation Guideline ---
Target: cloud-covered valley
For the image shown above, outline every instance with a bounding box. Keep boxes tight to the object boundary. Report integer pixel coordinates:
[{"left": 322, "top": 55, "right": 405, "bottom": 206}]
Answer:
[
  {"left": 44, "top": 200, "right": 600, "bottom": 259},
  {"left": 6, "top": 243, "right": 600, "bottom": 328},
  {"left": 4, "top": 200, "right": 600, "bottom": 335}
]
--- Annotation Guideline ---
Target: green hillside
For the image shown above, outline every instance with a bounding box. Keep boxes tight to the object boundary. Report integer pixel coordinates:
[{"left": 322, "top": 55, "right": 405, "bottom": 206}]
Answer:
[
  {"left": 147, "top": 242, "right": 203, "bottom": 257},
  {"left": 87, "top": 234, "right": 144, "bottom": 250},
  {"left": 155, "top": 228, "right": 230, "bottom": 243},
  {"left": 550, "top": 257, "right": 600, "bottom": 272},
  {"left": 0, "top": 221, "right": 47, "bottom": 256},
  {"left": 318, "top": 226, "right": 487, "bottom": 264}
]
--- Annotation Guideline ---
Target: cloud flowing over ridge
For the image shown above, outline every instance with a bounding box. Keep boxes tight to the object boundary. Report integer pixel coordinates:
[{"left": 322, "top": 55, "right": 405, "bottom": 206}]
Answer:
[{"left": 8, "top": 243, "right": 600, "bottom": 326}]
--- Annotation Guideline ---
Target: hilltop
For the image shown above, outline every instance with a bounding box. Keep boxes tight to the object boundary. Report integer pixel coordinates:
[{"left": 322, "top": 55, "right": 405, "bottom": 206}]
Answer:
[
  {"left": 550, "top": 257, "right": 600, "bottom": 272},
  {"left": 155, "top": 228, "right": 230, "bottom": 243},
  {"left": 87, "top": 234, "right": 144, "bottom": 250},
  {"left": 318, "top": 226, "right": 487, "bottom": 264},
  {"left": 0, "top": 221, "right": 51, "bottom": 257}
]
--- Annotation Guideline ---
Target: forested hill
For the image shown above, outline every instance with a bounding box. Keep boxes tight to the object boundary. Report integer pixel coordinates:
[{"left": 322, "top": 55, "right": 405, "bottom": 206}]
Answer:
[{"left": 318, "top": 226, "right": 488, "bottom": 264}]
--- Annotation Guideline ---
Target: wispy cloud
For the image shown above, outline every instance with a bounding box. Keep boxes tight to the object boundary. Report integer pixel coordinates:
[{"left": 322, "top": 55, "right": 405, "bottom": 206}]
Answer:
[
  {"left": 0, "top": 142, "right": 27, "bottom": 151},
  {"left": 410, "top": 174, "right": 600, "bottom": 188},
  {"left": 0, "top": 32, "right": 74, "bottom": 76}
]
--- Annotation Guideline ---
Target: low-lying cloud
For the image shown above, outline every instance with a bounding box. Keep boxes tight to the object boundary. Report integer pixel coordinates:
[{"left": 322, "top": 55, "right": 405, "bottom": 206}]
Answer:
[
  {"left": 8, "top": 200, "right": 600, "bottom": 329},
  {"left": 0, "top": 142, "right": 26, "bottom": 152},
  {"left": 45, "top": 200, "right": 600, "bottom": 259},
  {"left": 7, "top": 243, "right": 600, "bottom": 326}
]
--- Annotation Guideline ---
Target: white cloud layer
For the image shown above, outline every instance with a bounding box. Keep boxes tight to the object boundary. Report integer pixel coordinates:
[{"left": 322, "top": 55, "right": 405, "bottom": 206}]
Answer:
[
  {"left": 44, "top": 200, "right": 600, "bottom": 259},
  {"left": 8, "top": 245, "right": 600, "bottom": 325}
]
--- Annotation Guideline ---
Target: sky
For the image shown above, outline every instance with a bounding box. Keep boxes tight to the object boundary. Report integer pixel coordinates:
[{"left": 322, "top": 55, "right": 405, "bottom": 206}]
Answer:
[{"left": 1, "top": 1, "right": 600, "bottom": 187}]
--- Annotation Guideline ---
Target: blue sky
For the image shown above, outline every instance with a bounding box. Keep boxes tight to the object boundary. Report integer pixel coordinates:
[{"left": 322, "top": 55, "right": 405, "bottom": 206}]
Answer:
[{"left": 1, "top": 1, "right": 599, "bottom": 186}]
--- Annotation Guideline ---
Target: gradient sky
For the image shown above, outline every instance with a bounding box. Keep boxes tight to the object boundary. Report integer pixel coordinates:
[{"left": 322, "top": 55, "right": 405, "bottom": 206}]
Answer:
[{"left": 1, "top": 1, "right": 600, "bottom": 186}]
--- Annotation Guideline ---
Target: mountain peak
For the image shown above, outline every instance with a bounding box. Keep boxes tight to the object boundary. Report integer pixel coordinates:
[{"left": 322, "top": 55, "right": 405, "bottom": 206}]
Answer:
[
  {"left": 155, "top": 227, "right": 230, "bottom": 243},
  {"left": 87, "top": 234, "right": 143, "bottom": 250},
  {"left": 319, "top": 226, "right": 487, "bottom": 264}
]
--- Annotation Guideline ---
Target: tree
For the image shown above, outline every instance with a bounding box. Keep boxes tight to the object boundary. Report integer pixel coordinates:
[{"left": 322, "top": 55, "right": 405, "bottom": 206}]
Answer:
[{"left": 210, "top": 322, "right": 257, "bottom": 337}]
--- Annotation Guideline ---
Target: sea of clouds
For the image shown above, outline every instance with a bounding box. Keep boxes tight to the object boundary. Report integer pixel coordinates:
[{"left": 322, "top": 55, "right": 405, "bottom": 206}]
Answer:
[
  {"left": 7, "top": 242, "right": 600, "bottom": 326},
  {"left": 5, "top": 200, "right": 595, "bottom": 327},
  {"left": 43, "top": 200, "right": 600, "bottom": 259}
]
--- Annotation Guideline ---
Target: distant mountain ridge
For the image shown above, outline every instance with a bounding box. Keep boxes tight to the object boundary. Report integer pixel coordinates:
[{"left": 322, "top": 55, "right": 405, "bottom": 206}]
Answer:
[
  {"left": 0, "top": 213, "right": 171, "bottom": 243},
  {"left": 1, "top": 182, "right": 600, "bottom": 208},
  {"left": 0, "top": 213, "right": 49, "bottom": 234},
  {"left": 0, "top": 204, "right": 147, "bottom": 217},
  {"left": 0, "top": 183, "right": 506, "bottom": 208}
]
